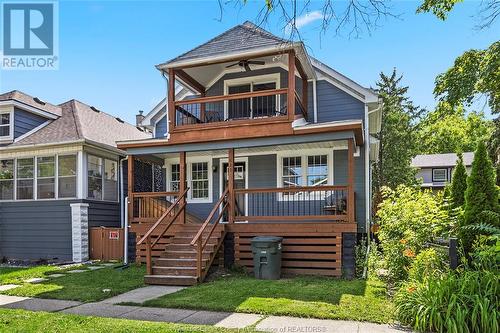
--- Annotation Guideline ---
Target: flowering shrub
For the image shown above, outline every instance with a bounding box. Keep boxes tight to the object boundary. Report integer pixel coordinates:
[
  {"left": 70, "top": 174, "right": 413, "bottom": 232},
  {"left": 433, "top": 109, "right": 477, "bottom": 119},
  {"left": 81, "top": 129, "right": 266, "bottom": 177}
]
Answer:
[
  {"left": 408, "top": 248, "right": 447, "bottom": 282},
  {"left": 376, "top": 185, "right": 452, "bottom": 282}
]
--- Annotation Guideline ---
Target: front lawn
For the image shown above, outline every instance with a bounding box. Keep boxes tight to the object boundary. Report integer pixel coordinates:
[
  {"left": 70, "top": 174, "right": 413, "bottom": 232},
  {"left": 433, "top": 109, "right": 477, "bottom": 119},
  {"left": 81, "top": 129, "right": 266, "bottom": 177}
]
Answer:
[
  {"left": 0, "top": 309, "right": 257, "bottom": 333},
  {"left": 142, "top": 274, "right": 395, "bottom": 323},
  {"left": 0, "top": 264, "right": 145, "bottom": 302}
]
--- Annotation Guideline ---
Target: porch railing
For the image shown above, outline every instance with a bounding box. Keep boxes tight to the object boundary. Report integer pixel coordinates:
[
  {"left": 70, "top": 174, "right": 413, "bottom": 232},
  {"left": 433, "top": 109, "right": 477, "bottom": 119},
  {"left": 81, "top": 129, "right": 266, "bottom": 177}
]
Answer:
[
  {"left": 233, "top": 185, "right": 351, "bottom": 222},
  {"left": 131, "top": 191, "right": 179, "bottom": 223},
  {"left": 174, "top": 88, "right": 289, "bottom": 126}
]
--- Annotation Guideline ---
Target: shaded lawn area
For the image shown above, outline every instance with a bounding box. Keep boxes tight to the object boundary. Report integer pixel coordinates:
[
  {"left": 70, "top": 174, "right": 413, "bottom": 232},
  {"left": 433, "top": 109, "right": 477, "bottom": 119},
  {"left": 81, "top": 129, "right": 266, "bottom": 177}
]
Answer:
[
  {"left": 0, "top": 309, "right": 258, "bottom": 333},
  {"left": 142, "top": 274, "right": 395, "bottom": 324},
  {"left": 0, "top": 264, "right": 145, "bottom": 302}
]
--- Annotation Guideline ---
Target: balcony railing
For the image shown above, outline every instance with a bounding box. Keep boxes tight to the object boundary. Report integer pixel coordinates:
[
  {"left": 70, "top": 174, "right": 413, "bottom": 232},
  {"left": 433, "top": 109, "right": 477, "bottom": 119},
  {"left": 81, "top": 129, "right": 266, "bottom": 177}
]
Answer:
[{"left": 174, "top": 88, "right": 290, "bottom": 126}]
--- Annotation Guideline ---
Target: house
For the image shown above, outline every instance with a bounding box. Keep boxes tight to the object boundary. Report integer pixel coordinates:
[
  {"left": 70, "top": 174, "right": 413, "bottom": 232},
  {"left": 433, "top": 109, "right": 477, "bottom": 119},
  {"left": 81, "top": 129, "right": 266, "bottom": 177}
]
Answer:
[
  {"left": 0, "top": 90, "right": 151, "bottom": 263},
  {"left": 412, "top": 152, "right": 474, "bottom": 189},
  {"left": 117, "top": 22, "right": 382, "bottom": 285}
]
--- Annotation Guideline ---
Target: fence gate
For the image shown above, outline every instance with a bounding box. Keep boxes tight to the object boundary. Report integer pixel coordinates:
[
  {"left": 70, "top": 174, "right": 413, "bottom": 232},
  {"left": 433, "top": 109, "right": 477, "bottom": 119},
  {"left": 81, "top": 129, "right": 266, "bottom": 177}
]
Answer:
[{"left": 90, "top": 227, "right": 124, "bottom": 261}]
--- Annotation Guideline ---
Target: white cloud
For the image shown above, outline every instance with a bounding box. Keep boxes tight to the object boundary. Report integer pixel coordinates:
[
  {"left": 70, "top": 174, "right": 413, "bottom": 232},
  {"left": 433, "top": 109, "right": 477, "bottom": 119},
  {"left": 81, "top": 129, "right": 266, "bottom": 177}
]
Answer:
[{"left": 286, "top": 10, "right": 324, "bottom": 32}]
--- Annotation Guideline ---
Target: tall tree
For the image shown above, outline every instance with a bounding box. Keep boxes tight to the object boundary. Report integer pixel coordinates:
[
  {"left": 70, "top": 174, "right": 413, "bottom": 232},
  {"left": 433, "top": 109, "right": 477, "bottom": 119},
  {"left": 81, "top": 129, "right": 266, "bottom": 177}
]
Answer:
[
  {"left": 372, "top": 69, "right": 421, "bottom": 196},
  {"left": 462, "top": 141, "right": 499, "bottom": 253},
  {"left": 450, "top": 152, "right": 467, "bottom": 208}
]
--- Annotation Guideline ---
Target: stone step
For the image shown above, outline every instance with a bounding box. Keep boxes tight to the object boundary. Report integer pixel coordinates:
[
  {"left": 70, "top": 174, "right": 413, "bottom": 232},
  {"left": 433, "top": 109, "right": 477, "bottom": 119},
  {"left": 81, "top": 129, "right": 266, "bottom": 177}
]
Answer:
[
  {"left": 144, "top": 275, "right": 197, "bottom": 286},
  {"left": 152, "top": 266, "right": 198, "bottom": 276}
]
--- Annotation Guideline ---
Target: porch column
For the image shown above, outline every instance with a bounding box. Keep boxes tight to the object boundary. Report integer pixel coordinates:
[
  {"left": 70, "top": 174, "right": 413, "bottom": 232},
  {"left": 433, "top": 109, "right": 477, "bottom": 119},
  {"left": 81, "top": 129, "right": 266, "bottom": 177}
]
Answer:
[
  {"left": 287, "top": 50, "right": 296, "bottom": 122},
  {"left": 127, "top": 156, "right": 134, "bottom": 225},
  {"left": 179, "top": 151, "right": 187, "bottom": 224},
  {"left": 347, "top": 139, "right": 355, "bottom": 223},
  {"left": 70, "top": 203, "right": 89, "bottom": 263},
  {"left": 168, "top": 70, "right": 176, "bottom": 132},
  {"left": 228, "top": 148, "right": 235, "bottom": 223}
]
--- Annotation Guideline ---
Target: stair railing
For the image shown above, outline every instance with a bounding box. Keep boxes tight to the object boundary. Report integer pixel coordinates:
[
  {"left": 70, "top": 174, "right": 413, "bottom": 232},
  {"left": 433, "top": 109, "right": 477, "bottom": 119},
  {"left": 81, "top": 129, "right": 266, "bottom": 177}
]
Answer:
[
  {"left": 190, "top": 188, "right": 229, "bottom": 281},
  {"left": 137, "top": 187, "right": 189, "bottom": 275}
]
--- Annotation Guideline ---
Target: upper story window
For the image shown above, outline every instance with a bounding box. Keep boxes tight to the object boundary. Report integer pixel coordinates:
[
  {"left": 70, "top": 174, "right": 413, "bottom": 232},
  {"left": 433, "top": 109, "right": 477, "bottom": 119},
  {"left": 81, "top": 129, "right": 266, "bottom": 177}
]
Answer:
[
  {"left": 432, "top": 168, "right": 447, "bottom": 182},
  {"left": 0, "top": 109, "right": 12, "bottom": 141},
  {"left": 87, "top": 155, "right": 118, "bottom": 201}
]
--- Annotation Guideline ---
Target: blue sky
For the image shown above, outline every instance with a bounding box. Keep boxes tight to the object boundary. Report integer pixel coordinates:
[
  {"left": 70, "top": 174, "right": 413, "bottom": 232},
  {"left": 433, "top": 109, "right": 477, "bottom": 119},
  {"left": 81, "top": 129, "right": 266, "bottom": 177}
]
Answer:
[{"left": 1, "top": 0, "right": 498, "bottom": 124}]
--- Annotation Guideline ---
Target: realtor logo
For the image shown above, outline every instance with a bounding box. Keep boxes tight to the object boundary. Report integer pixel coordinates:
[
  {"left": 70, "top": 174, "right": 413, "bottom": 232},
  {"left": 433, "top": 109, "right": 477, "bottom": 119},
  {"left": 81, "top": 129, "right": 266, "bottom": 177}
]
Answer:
[{"left": 1, "top": 1, "right": 58, "bottom": 70}]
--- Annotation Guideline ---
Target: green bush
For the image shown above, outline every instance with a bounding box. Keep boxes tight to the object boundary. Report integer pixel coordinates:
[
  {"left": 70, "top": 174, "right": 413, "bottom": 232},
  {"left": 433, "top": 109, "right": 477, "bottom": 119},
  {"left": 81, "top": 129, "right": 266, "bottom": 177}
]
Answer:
[
  {"left": 376, "top": 185, "right": 452, "bottom": 282},
  {"left": 408, "top": 248, "right": 447, "bottom": 283},
  {"left": 450, "top": 152, "right": 468, "bottom": 208},
  {"left": 354, "top": 237, "right": 368, "bottom": 278},
  {"left": 395, "top": 270, "right": 499, "bottom": 333}
]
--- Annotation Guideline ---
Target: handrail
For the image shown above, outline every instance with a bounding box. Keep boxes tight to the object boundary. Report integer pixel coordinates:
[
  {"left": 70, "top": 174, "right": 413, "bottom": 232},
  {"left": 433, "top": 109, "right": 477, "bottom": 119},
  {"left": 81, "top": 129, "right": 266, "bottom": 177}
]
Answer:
[
  {"left": 137, "top": 188, "right": 189, "bottom": 245},
  {"left": 234, "top": 185, "right": 348, "bottom": 194},
  {"left": 175, "top": 88, "right": 288, "bottom": 106},
  {"left": 132, "top": 191, "right": 178, "bottom": 198},
  {"left": 190, "top": 188, "right": 229, "bottom": 281}
]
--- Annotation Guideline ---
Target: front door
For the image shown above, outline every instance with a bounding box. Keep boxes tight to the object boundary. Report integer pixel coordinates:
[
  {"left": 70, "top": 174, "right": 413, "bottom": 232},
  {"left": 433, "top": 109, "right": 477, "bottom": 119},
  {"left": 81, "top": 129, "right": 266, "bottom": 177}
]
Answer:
[{"left": 222, "top": 161, "right": 247, "bottom": 221}]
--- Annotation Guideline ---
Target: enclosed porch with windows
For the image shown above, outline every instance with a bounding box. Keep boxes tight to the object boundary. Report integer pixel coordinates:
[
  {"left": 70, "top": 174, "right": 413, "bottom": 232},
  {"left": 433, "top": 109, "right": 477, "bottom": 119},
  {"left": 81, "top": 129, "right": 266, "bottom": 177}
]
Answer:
[{"left": 124, "top": 134, "right": 363, "bottom": 285}]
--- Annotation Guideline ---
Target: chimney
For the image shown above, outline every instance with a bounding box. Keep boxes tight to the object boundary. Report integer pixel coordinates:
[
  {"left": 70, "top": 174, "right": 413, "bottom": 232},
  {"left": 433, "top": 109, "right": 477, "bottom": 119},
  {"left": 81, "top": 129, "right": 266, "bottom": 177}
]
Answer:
[{"left": 135, "top": 110, "right": 145, "bottom": 126}]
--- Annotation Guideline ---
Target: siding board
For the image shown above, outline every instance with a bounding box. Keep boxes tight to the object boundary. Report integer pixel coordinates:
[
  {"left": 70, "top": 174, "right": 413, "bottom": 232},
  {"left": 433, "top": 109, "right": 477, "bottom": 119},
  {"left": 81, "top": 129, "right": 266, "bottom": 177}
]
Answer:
[{"left": 14, "top": 107, "right": 47, "bottom": 139}]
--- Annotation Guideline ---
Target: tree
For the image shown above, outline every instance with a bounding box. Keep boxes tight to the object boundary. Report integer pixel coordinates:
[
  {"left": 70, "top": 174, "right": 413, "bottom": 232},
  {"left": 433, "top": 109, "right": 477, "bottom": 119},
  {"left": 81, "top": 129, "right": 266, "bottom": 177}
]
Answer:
[
  {"left": 418, "top": 103, "right": 493, "bottom": 154},
  {"left": 372, "top": 69, "right": 422, "bottom": 196},
  {"left": 450, "top": 152, "right": 467, "bottom": 208},
  {"left": 461, "top": 141, "right": 499, "bottom": 253}
]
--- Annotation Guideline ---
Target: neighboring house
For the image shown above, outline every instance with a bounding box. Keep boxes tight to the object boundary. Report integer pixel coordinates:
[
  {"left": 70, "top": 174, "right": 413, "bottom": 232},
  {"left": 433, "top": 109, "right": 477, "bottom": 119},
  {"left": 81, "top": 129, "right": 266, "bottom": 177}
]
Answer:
[
  {"left": 0, "top": 91, "right": 151, "bottom": 263},
  {"left": 118, "top": 22, "right": 382, "bottom": 285},
  {"left": 412, "top": 152, "right": 474, "bottom": 189}
]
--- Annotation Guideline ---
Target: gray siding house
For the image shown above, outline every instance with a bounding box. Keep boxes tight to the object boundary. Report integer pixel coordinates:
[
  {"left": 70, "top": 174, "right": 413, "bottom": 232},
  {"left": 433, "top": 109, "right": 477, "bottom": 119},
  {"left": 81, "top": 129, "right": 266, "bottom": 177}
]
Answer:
[
  {"left": 0, "top": 91, "right": 150, "bottom": 262},
  {"left": 412, "top": 152, "right": 474, "bottom": 189},
  {"left": 118, "top": 22, "right": 382, "bottom": 284}
]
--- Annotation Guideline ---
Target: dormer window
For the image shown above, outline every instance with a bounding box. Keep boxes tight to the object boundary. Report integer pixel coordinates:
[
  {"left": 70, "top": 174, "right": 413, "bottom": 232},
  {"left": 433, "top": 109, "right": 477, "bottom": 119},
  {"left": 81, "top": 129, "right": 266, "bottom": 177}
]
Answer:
[{"left": 0, "top": 108, "right": 13, "bottom": 141}]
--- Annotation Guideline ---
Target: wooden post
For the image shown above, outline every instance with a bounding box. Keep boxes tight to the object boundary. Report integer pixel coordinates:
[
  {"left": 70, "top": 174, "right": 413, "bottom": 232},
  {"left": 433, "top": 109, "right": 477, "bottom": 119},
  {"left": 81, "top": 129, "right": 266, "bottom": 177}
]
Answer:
[
  {"left": 146, "top": 236, "right": 152, "bottom": 275},
  {"left": 179, "top": 151, "right": 186, "bottom": 224},
  {"left": 228, "top": 148, "right": 235, "bottom": 224},
  {"left": 196, "top": 238, "right": 202, "bottom": 281},
  {"left": 127, "top": 156, "right": 134, "bottom": 224},
  {"left": 287, "top": 50, "right": 296, "bottom": 122},
  {"left": 200, "top": 92, "right": 206, "bottom": 123},
  {"left": 347, "top": 139, "right": 355, "bottom": 223},
  {"left": 302, "top": 77, "right": 308, "bottom": 119},
  {"left": 168, "top": 70, "right": 176, "bottom": 131}
]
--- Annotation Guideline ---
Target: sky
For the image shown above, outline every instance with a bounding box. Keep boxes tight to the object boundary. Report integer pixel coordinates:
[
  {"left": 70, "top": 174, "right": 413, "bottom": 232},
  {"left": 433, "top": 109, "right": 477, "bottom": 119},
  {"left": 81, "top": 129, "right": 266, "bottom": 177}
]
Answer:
[{"left": 1, "top": 0, "right": 498, "bottom": 124}]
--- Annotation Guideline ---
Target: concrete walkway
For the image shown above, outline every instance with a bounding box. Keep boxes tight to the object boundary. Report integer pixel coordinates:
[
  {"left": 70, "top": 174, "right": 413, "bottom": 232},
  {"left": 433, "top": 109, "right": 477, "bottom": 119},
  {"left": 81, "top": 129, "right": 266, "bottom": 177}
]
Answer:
[{"left": 0, "top": 290, "right": 411, "bottom": 332}]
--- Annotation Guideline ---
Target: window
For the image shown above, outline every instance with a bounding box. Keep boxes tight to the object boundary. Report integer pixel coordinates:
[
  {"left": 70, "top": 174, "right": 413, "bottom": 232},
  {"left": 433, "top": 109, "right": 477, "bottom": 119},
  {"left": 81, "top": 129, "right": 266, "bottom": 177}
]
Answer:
[
  {"left": 433, "top": 168, "right": 447, "bottom": 182},
  {"left": 37, "top": 156, "right": 55, "bottom": 199},
  {"left": 0, "top": 159, "right": 14, "bottom": 200},
  {"left": 103, "top": 159, "right": 117, "bottom": 201},
  {"left": 191, "top": 162, "right": 209, "bottom": 200},
  {"left": 17, "top": 158, "right": 34, "bottom": 200},
  {"left": 0, "top": 112, "right": 11, "bottom": 139},
  {"left": 280, "top": 153, "right": 331, "bottom": 190},
  {"left": 170, "top": 164, "right": 180, "bottom": 191},
  {"left": 58, "top": 155, "right": 77, "bottom": 198},
  {"left": 282, "top": 157, "right": 302, "bottom": 187},
  {"left": 307, "top": 155, "right": 328, "bottom": 186},
  {"left": 87, "top": 155, "right": 103, "bottom": 200}
]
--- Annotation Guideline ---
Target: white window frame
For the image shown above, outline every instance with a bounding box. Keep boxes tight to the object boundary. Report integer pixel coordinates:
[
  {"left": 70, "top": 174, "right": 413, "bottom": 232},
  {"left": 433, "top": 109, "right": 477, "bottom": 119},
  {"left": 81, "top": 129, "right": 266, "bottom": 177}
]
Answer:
[
  {"left": 276, "top": 149, "right": 334, "bottom": 201},
  {"left": 0, "top": 158, "right": 15, "bottom": 200},
  {"left": 16, "top": 157, "right": 35, "bottom": 201},
  {"left": 165, "top": 156, "right": 213, "bottom": 203},
  {"left": 86, "top": 154, "right": 119, "bottom": 203},
  {"left": 0, "top": 106, "right": 14, "bottom": 143},
  {"left": 36, "top": 155, "right": 56, "bottom": 200},
  {"left": 58, "top": 154, "right": 78, "bottom": 199},
  {"left": 223, "top": 73, "right": 281, "bottom": 120},
  {"left": 432, "top": 168, "right": 448, "bottom": 182}
]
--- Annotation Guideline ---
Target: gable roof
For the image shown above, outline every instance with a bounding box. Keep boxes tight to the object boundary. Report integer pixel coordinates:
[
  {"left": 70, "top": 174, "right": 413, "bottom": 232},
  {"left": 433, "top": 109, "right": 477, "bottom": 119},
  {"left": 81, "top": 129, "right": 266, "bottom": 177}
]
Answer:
[
  {"left": 411, "top": 152, "right": 475, "bottom": 168},
  {"left": 160, "top": 21, "right": 288, "bottom": 67},
  {"left": 0, "top": 90, "right": 62, "bottom": 117},
  {"left": 9, "top": 98, "right": 150, "bottom": 150}
]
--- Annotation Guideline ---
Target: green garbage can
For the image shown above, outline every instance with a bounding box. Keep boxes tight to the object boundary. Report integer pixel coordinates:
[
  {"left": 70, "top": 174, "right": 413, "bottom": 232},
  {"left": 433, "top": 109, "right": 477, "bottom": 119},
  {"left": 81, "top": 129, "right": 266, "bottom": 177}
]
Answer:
[{"left": 251, "top": 236, "right": 283, "bottom": 280}]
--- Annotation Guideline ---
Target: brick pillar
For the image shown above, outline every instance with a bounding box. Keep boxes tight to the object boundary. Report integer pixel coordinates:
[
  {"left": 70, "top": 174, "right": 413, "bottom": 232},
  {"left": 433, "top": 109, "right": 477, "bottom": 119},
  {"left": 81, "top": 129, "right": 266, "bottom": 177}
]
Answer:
[
  {"left": 70, "top": 203, "right": 89, "bottom": 263},
  {"left": 342, "top": 232, "right": 356, "bottom": 279}
]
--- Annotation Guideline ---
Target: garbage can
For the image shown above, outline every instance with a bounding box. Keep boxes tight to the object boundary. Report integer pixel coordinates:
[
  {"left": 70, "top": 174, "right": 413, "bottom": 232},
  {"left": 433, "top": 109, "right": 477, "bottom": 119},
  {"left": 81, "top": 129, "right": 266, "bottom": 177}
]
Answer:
[{"left": 251, "top": 236, "right": 283, "bottom": 280}]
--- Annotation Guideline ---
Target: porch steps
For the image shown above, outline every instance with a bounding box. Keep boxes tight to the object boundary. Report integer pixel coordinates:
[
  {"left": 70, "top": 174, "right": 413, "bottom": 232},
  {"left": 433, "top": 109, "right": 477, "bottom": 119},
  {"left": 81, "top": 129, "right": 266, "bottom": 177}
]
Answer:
[{"left": 144, "top": 224, "right": 225, "bottom": 286}]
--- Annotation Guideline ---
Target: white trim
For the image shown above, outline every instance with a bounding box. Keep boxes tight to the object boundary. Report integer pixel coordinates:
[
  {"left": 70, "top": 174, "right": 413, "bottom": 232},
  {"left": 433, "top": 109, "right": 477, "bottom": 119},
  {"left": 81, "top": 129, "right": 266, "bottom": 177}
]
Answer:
[
  {"left": 165, "top": 156, "right": 213, "bottom": 203},
  {"left": 0, "top": 106, "right": 14, "bottom": 143},
  {"left": 13, "top": 120, "right": 51, "bottom": 143},
  {"left": 218, "top": 157, "right": 249, "bottom": 220},
  {"left": 0, "top": 100, "right": 58, "bottom": 119}
]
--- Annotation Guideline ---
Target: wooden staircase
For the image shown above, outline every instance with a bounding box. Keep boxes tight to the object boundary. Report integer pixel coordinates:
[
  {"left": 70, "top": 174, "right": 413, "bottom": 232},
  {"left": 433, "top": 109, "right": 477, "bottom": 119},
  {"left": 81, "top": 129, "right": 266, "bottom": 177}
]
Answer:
[{"left": 144, "top": 223, "right": 225, "bottom": 286}]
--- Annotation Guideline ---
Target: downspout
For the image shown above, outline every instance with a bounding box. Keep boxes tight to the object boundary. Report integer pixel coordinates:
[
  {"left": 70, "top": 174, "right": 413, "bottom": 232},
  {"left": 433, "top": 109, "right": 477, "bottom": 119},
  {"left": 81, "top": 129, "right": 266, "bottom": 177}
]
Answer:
[
  {"left": 120, "top": 156, "right": 129, "bottom": 265},
  {"left": 161, "top": 70, "right": 170, "bottom": 139},
  {"left": 363, "top": 104, "right": 370, "bottom": 279}
]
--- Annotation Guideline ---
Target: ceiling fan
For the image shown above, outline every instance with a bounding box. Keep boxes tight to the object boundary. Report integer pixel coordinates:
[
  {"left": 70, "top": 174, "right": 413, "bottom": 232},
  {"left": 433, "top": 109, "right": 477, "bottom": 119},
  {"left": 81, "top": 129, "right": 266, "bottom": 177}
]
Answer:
[{"left": 226, "top": 59, "right": 265, "bottom": 72}]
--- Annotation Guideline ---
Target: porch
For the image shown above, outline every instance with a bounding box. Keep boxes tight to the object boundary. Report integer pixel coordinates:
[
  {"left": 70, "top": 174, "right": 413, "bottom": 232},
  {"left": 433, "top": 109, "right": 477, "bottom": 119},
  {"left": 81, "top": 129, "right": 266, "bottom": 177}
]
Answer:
[{"left": 125, "top": 137, "right": 360, "bottom": 285}]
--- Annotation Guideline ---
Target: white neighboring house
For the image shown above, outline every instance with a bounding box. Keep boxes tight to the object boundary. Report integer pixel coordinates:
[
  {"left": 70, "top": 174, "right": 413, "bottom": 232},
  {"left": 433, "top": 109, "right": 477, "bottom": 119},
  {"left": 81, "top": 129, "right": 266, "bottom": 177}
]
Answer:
[{"left": 412, "top": 152, "right": 474, "bottom": 189}]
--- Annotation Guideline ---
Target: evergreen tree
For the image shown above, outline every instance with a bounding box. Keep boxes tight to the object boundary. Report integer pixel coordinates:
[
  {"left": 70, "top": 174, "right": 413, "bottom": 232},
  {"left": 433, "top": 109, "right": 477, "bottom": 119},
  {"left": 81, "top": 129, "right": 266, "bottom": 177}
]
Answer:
[
  {"left": 450, "top": 153, "right": 468, "bottom": 208},
  {"left": 461, "top": 141, "right": 500, "bottom": 253}
]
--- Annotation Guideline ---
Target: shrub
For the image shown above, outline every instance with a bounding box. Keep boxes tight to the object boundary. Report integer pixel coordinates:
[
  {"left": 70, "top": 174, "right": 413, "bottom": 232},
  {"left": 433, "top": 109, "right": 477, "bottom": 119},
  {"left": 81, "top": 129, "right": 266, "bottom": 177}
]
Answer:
[
  {"left": 395, "top": 270, "right": 499, "bottom": 333},
  {"left": 376, "top": 185, "right": 452, "bottom": 282},
  {"left": 408, "top": 248, "right": 447, "bottom": 283},
  {"left": 450, "top": 152, "right": 468, "bottom": 208},
  {"left": 354, "top": 237, "right": 368, "bottom": 278}
]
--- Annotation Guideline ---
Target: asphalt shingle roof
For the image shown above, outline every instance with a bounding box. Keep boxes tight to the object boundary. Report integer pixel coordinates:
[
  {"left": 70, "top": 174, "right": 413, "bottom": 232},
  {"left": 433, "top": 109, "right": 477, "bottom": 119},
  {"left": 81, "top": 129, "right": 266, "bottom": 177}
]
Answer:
[
  {"left": 411, "top": 152, "right": 475, "bottom": 168},
  {"left": 0, "top": 90, "right": 62, "bottom": 116},
  {"left": 160, "top": 21, "right": 289, "bottom": 66}
]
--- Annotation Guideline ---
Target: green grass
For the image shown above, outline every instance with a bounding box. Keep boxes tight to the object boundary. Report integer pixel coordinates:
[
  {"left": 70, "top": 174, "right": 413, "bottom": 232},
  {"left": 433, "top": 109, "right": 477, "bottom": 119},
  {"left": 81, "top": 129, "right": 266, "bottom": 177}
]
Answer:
[
  {"left": 0, "top": 264, "right": 145, "bottom": 302},
  {"left": 142, "top": 274, "right": 395, "bottom": 324},
  {"left": 0, "top": 309, "right": 258, "bottom": 333}
]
